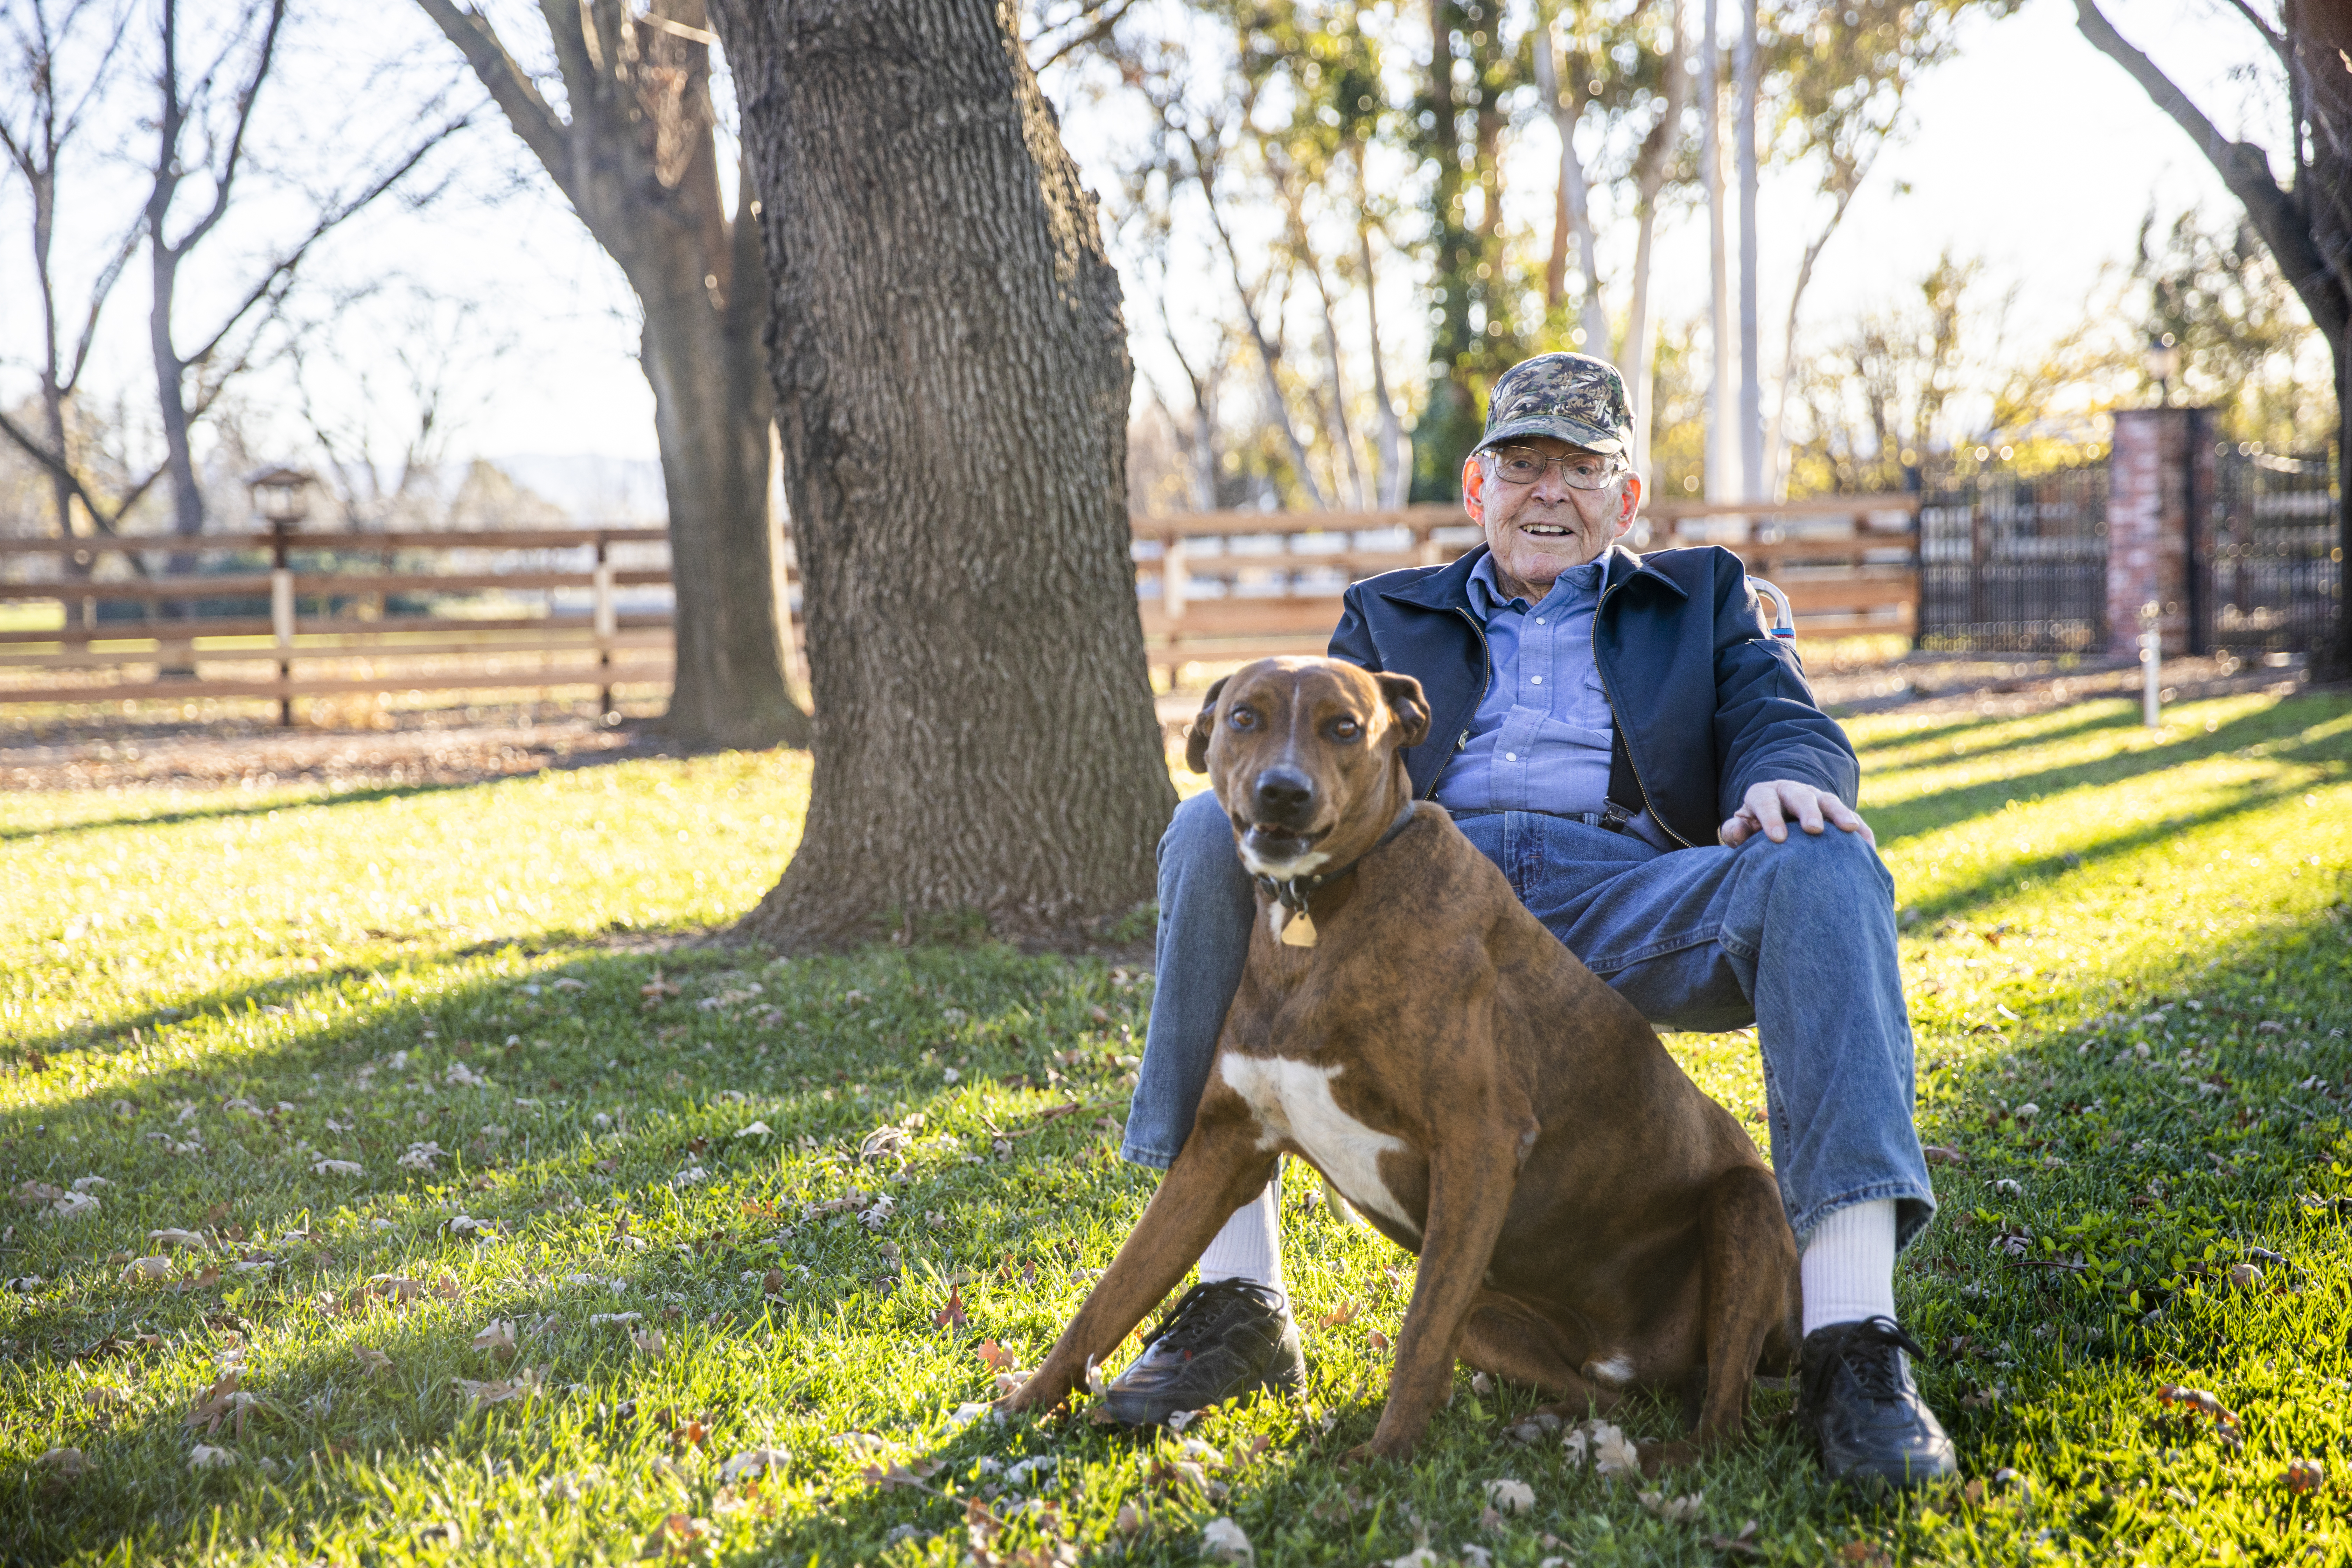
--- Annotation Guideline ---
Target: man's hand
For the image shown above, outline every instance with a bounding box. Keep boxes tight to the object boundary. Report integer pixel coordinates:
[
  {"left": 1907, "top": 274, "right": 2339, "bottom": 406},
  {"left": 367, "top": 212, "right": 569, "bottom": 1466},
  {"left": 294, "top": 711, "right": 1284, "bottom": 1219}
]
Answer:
[{"left": 1718, "top": 780, "right": 1875, "bottom": 848}]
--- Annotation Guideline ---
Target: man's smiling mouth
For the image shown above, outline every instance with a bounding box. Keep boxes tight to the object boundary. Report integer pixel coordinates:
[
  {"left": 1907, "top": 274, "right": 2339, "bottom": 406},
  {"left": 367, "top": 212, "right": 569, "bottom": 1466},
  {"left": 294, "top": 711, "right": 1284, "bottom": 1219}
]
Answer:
[{"left": 1521, "top": 522, "right": 1576, "bottom": 538}]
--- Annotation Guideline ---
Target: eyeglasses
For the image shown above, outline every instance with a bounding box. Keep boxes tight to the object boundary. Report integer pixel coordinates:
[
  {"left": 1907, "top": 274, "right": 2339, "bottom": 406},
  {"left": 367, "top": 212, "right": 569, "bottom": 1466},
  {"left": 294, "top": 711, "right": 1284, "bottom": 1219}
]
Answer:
[{"left": 1488, "top": 447, "right": 1624, "bottom": 490}]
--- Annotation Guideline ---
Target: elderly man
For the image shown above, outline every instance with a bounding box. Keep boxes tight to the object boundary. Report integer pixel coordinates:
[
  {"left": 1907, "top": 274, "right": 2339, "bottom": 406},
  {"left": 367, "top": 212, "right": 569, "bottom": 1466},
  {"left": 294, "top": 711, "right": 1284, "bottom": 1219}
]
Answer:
[{"left": 1104, "top": 353, "right": 1951, "bottom": 1485}]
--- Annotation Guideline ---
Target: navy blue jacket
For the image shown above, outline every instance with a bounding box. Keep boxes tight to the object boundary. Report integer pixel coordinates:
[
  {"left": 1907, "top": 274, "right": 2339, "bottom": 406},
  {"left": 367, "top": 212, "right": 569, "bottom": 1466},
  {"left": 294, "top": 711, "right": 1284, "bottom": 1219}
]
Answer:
[{"left": 1326, "top": 542, "right": 1859, "bottom": 849}]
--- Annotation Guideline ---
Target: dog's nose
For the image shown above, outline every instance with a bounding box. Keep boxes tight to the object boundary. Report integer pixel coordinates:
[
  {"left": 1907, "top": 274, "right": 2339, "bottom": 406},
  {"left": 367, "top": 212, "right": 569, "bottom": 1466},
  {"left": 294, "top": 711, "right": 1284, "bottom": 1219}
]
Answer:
[{"left": 1252, "top": 766, "right": 1316, "bottom": 824}]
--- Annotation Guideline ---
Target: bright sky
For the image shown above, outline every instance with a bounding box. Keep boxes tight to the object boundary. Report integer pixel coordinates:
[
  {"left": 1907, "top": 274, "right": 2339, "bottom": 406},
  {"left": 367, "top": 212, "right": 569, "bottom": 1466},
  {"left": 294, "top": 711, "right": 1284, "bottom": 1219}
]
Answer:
[{"left": 0, "top": 0, "right": 2273, "bottom": 487}]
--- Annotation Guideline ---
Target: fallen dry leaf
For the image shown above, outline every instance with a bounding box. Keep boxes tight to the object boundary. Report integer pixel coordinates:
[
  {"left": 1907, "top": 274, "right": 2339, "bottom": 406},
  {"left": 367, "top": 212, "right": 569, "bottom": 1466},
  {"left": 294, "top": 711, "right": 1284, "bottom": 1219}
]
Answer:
[
  {"left": 1484, "top": 1478, "right": 1535, "bottom": 1514},
  {"left": 632, "top": 1326, "right": 666, "bottom": 1358},
  {"left": 35, "top": 1447, "right": 89, "bottom": 1479},
  {"left": 1640, "top": 1490, "right": 1706, "bottom": 1523},
  {"left": 2284, "top": 1457, "right": 2327, "bottom": 1494},
  {"left": 354, "top": 1346, "right": 394, "bottom": 1376},
  {"left": 718, "top": 1447, "right": 786, "bottom": 1484},
  {"left": 1200, "top": 1516, "right": 1254, "bottom": 1562},
  {"left": 761, "top": 1267, "right": 786, "bottom": 1298},
  {"left": 188, "top": 1444, "right": 237, "bottom": 1471},
  {"left": 312, "top": 1159, "right": 363, "bottom": 1177},
  {"left": 452, "top": 1366, "right": 545, "bottom": 1409},
  {"left": 1316, "top": 1300, "right": 1361, "bottom": 1330},
  {"left": 472, "top": 1319, "right": 518, "bottom": 1358},
  {"left": 639, "top": 1511, "right": 706, "bottom": 1558},
  {"left": 121, "top": 1255, "right": 172, "bottom": 1283},
  {"left": 148, "top": 1228, "right": 207, "bottom": 1250},
  {"left": 1366, "top": 1330, "right": 1392, "bottom": 1353},
  {"left": 976, "top": 1339, "right": 1019, "bottom": 1373},
  {"left": 933, "top": 1285, "right": 967, "bottom": 1329}
]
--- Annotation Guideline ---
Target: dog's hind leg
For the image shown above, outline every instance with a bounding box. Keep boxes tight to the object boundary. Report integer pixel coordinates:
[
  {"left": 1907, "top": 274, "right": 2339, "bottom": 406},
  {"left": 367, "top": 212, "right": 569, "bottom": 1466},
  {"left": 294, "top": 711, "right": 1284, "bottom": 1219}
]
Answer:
[
  {"left": 1685, "top": 1163, "right": 1799, "bottom": 1452},
  {"left": 1001, "top": 1101, "right": 1277, "bottom": 1415},
  {"left": 1457, "top": 1293, "right": 1618, "bottom": 1415}
]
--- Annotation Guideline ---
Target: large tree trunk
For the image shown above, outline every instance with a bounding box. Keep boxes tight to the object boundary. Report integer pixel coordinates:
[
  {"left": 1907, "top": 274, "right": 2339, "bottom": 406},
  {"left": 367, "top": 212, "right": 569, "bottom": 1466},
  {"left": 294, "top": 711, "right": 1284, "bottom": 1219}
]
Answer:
[
  {"left": 712, "top": 0, "right": 1175, "bottom": 946},
  {"left": 415, "top": 0, "right": 810, "bottom": 749}
]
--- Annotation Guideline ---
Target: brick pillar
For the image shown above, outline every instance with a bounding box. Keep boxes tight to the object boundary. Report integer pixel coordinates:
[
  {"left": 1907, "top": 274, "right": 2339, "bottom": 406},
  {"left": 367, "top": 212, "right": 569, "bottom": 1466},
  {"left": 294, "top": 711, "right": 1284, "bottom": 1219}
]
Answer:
[{"left": 2106, "top": 406, "right": 2215, "bottom": 656}]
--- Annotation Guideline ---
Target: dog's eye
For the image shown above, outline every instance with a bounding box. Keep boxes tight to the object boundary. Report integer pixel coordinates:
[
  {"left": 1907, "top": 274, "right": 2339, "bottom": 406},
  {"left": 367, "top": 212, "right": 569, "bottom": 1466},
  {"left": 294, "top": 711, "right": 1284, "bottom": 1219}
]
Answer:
[
  {"left": 1330, "top": 717, "right": 1362, "bottom": 741},
  {"left": 1228, "top": 708, "right": 1258, "bottom": 731}
]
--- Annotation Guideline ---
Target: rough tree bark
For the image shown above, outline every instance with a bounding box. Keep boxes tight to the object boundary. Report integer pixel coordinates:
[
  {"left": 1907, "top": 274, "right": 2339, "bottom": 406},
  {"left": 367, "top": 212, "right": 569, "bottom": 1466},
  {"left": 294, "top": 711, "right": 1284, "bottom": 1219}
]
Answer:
[
  {"left": 416, "top": 0, "right": 810, "bottom": 748},
  {"left": 710, "top": 0, "right": 1175, "bottom": 946},
  {"left": 2075, "top": 0, "right": 2351, "bottom": 677}
]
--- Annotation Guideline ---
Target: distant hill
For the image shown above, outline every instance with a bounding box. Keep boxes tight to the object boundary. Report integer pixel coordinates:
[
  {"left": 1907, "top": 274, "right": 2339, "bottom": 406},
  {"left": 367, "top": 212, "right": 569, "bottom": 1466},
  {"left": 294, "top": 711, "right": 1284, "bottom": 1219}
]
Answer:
[{"left": 483, "top": 454, "right": 667, "bottom": 522}]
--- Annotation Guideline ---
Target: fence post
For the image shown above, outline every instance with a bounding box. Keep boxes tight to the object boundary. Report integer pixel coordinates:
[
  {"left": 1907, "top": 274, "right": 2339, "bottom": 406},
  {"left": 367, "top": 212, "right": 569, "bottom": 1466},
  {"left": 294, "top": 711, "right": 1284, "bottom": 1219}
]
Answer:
[
  {"left": 593, "top": 534, "right": 616, "bottom": 717},
  {"left": 270, "top": 519, "right": 295, "bottom": 727},
  {"left": 2107, "top": 406, "right": 2212, "bottom": 658}
]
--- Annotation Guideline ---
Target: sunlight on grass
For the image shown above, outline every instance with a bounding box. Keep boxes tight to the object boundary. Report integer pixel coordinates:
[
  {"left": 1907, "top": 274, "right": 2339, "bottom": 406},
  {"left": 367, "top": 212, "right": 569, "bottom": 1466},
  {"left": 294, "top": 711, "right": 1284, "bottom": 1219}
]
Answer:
[{"left": 2, "top": 688, "right": 2347, "bottom": 1566}]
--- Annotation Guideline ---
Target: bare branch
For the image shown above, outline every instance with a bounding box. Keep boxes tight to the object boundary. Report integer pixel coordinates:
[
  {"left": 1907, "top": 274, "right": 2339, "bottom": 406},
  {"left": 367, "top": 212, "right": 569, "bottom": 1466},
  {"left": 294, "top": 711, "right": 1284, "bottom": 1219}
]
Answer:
[
  {"left": 413, "top": 0, "right": 573, "bottom": 196},
  {"left": 2221, "top": 0, "right": 2288, "bottom": 62},
  {"left": 62, "top": 217, "right": 142, "bottom": 393},
  {"left": 2074, "top": 0, "right": 2350, "bottom": 338},
  {"left": 1029, "top": 0, "right": 1140, "bottom": 74},
  {"left": 174, "top": 112, "right": 472, "bottom": 375},
  {"left": 0, "top": 404, "right": 165, "bottom": 556},
  {"left": 166, "top": 0, "right": 288, "bottom": 260}
]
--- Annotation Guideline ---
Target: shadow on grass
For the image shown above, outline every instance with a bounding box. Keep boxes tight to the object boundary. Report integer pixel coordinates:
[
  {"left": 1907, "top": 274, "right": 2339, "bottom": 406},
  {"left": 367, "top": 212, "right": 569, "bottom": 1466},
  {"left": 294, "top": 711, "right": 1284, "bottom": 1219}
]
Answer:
[
  {"left": 0, "top": 932, "right": 1164, "bottom": 1565},
  {"left": 6, "top": 842, "right": 2350, "bottom": 1563},
  {"left": 1891, "top": 773, "right": 2323, "bottom": 929},
  {"left": 0, "top": 729, "right": 695, "bottom": 847},
  {"left": 1868, "top": 691, "right": 2351, "bottom": 853},
  {"left": 1852, "top": 697, "right": 2156, "bottom": 772}
]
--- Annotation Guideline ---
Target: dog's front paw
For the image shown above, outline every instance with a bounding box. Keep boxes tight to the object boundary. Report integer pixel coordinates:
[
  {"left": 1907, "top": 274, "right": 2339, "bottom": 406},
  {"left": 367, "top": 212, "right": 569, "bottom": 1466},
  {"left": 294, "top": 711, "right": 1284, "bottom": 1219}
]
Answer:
[
  {"left": 993, "top": 1369, "right": 1070, "bottom": 1416},
  {"left": 1342, "top": 1434, "right": 1415, "bottom": 1466}
]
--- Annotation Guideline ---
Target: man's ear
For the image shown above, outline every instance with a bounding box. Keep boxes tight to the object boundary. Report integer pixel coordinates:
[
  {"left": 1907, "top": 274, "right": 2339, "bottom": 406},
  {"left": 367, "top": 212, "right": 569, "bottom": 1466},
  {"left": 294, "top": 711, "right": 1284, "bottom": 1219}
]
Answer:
[
  {"left": 1185, "top": 676, "right": 1230, "bottom": 774},
  {"left": 1376, "top": 672, "right": 1430, "bottom": 749}
]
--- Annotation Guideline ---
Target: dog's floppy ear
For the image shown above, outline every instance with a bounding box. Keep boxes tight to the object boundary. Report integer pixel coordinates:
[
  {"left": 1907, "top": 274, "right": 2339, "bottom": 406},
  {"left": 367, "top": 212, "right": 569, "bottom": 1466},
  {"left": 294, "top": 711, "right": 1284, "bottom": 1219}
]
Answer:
[
  {"left": 1376, "top": 672, "right": 1431, "bottom": 749},
  {"left": 1185, "top": 676, "right": 1231, "bottom": 774}
]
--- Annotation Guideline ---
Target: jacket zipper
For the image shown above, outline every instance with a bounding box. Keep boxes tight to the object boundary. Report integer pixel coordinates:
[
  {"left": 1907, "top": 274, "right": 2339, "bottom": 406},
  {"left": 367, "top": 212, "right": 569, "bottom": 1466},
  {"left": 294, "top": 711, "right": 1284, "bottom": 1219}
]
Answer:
[
  {"left": 1592, "top": 575, "right": 1694, "bottom": 848},
  {"left": 1428, "top": 606, "right": 1494, "bottom": 800}
]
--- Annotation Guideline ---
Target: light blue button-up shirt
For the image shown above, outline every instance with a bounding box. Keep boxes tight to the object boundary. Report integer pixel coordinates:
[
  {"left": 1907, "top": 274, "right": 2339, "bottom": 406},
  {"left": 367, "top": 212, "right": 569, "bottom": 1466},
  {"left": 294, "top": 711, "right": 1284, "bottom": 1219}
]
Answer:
[{"left": 1431, "top": 553, "right": 1673, "bottom": 847}]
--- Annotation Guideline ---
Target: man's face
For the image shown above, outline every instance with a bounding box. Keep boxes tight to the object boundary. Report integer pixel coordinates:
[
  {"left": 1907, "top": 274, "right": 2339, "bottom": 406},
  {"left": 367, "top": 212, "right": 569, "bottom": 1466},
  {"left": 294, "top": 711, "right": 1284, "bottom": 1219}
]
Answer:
[{"left": 1460, "top": 436, "right": 1642, "bottom": 601}]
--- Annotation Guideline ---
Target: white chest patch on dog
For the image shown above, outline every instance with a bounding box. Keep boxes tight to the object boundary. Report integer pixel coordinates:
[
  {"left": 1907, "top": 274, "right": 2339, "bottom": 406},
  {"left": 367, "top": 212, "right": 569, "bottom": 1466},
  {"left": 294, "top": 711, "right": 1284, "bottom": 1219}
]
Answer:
[
  {"left": 1217, "top": 1054, "right": 1416, "bottom": 1236},
  {"left": 1582, "top": 1354, "right": 1637, "bottom": 1388}
]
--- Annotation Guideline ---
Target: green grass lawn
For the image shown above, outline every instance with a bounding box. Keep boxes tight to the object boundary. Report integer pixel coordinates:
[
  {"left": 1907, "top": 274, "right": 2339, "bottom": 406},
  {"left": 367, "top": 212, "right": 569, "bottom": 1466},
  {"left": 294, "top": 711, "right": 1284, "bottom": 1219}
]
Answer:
[{"left": 3, "top": 687, "right": 2349, "bottom": 1567}]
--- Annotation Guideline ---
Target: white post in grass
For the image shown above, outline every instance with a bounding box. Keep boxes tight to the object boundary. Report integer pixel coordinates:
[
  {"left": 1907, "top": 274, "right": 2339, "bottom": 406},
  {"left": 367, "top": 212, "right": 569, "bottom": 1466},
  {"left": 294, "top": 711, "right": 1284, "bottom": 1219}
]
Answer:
[{"left": 2141, "top": 600, "right": 2162, "bottom": 728}]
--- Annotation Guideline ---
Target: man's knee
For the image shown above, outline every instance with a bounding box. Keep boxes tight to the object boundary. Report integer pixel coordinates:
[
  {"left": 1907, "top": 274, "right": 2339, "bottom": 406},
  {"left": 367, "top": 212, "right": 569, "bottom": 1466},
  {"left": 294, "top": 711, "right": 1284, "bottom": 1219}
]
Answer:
[
  {"left": 1744, "top": 820, "right": 1893, "bottom": 903},
  {"left": 1160, "top": 789, "right": 1233, "bottom": 869}
]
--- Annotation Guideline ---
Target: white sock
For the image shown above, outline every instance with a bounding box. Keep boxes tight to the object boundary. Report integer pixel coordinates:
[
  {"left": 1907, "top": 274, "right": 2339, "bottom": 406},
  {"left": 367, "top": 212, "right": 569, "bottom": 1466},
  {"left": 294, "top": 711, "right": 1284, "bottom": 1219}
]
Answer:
[
  {"left": 1800, "top": 1198, "right": 1898, "bottom": 1336},
  {"left": 1195, "top": 1175, "right": 1285, "bottom": 1296}
]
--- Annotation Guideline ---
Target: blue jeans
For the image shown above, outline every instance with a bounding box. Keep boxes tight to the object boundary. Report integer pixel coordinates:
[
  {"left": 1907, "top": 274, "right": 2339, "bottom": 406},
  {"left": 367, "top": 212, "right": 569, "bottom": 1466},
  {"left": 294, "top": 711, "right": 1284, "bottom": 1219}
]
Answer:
[{"left": 1125, "top": 791, "right": 1935, "bottom": 1249}]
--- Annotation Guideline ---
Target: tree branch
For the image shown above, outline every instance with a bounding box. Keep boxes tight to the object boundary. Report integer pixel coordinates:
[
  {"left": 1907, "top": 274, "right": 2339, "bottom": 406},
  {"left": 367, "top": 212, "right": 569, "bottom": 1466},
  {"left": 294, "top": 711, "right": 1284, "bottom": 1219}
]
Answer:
[
  {"left": 412, "top": 0, "right": 574, "bottom": 200},
  {"left": 1029, "top": 0, "right": 1139, "bottom": 74},
  {"left": 2074, "top": 0, "right": 2349, "bottom": 338},
  {"left": 2221, "top": 0, "right": 2287, "bottom": 62},
  {"left": 174, "top": 112, "right": 471, "bottom": 376},
  {"left": 168, "top": 0, "right": 287, "bottom": 260},
  {"left": 0, "top": 405, "right": 166, "bottom": 560}
]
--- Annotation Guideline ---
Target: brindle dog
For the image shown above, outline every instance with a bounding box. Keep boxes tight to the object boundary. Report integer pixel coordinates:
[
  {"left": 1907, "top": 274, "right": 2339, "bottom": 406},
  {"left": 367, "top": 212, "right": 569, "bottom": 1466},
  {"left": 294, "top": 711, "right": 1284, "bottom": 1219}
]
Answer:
[{"left": 1002, "top": 656, "right": 1800, "bottom": 1463}]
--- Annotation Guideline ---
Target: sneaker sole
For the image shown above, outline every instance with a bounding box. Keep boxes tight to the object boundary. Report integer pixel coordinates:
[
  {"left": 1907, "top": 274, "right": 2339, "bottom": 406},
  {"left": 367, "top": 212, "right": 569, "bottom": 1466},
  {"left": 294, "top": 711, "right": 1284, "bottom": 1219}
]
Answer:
[{"left": 1101, "top": 1348, "right": 1306, "bottom": 1428}]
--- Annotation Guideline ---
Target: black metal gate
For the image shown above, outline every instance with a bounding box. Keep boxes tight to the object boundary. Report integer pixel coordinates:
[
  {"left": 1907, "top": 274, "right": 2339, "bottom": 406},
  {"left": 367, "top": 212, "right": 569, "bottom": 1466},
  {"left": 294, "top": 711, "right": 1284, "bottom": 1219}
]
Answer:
[
  {"left": 1916, "top": 465, "right": 2110, "bottom": 653},
  {"left": 2198, "top": 447, "right": 2342, "bottom": 658}
]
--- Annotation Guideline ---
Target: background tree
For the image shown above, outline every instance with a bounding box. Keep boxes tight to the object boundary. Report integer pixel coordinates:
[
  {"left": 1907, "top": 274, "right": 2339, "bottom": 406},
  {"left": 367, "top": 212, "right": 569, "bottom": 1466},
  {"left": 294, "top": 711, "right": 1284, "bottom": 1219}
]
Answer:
[
  {"left": 0, "top": 0, "right": 138, "bottom": 566},
  {"left": 2073, "top": 0, "right": 2349, "bottom": 674},
  {"left": 416, "top": 0, "right": 811, "bottom": 749},
  {"left": 710, "top": 0, "right": 1174, "bottom": 946}
]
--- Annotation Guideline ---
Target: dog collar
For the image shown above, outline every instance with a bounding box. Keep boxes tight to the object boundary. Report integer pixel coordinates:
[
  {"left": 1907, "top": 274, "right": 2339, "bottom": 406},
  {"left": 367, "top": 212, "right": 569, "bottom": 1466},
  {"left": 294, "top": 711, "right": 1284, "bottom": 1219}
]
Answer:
[{"left": 1253, "top": 799, "right": 1418, "bottom": 948}]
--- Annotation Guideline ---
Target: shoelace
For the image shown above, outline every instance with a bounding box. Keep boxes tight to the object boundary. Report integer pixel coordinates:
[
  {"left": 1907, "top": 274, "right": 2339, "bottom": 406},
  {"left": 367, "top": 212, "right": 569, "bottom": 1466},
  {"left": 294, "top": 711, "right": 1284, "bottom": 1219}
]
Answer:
[
  {"left": 1138, "top": 1280, "right": 1286, "bottom": 1357},
  {"left": 1805, "top": 1315, "right": 1930, "bottom": 1407}
]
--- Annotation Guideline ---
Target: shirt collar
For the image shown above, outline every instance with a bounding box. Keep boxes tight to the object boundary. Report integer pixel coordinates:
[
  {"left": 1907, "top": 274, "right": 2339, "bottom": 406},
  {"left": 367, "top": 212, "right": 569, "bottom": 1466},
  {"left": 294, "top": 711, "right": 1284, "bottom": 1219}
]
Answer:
[{"left": 1465, "top": 551, "right": 1607, "bottom": 621}]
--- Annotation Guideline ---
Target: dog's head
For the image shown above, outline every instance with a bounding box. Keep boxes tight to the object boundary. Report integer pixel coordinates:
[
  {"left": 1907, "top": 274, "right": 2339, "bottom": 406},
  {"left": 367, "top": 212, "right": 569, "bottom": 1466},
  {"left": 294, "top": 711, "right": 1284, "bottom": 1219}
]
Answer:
[{"left": 1186, "top": 657, "right": 1430, "bottom": 879}]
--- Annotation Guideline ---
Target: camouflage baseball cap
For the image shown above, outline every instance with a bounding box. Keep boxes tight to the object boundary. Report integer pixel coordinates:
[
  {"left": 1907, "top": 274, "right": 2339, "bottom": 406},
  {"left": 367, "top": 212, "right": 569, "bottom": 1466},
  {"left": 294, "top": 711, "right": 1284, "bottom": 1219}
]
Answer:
[{"left": 1475, "top": 352, "right": 1633, "bottom": 457}]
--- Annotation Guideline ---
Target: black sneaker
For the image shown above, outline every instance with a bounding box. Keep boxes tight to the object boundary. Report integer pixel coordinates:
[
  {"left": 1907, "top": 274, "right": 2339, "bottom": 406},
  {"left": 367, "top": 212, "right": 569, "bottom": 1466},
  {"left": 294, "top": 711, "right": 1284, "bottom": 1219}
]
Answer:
[
  {"left": 1100, "top": 1279, "right": 1304, "bottom": 1427},
  {"left": 1798, "top": 1316, "right": 1958, "bottom": 1486}
]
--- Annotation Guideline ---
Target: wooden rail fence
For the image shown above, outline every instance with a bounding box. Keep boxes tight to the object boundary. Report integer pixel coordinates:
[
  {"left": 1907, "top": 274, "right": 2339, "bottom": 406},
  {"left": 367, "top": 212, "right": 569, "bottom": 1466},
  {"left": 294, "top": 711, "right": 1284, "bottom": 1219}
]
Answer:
[
  {"left": 1132, "top": 494, "right": 1922, "bottom": 678},
  {"left": 0, "top": 495, "right": 1920, "bottom": 713}
]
